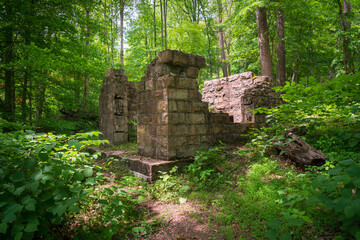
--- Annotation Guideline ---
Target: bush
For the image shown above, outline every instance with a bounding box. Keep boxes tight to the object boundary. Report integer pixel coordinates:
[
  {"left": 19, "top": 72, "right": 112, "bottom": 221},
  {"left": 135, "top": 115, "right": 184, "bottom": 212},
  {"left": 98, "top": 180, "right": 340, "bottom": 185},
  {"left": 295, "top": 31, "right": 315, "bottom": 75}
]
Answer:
[{"left": 0, "top": 129, "right": 106, "bottom": 239}]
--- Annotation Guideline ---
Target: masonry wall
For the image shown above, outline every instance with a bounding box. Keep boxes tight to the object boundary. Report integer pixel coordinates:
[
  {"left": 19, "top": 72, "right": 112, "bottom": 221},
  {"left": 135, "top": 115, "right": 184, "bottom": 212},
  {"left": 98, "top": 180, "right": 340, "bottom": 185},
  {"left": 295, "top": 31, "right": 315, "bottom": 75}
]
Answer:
[
  {"left": 99, "top": 69, "right": 137, "bottom": 145},
  {"left": 137, "top": 50, "right": 209, "bottom": 160},
  {"left": 202, "top": 72, "right": 280, "bottom": 126}
]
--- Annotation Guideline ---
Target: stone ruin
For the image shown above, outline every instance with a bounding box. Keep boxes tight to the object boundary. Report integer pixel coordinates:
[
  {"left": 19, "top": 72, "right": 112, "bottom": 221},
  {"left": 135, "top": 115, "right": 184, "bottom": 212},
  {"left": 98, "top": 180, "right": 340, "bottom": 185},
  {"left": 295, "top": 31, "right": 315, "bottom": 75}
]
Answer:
[
  {"left": 202, "top": 72, "right": 280, "bottom": 125},
  {"left": 99, "top": 50, "right": 280, "bottom": 161},
  {"left": 99, "top": 69, "right": 137, "bottom": 145}
]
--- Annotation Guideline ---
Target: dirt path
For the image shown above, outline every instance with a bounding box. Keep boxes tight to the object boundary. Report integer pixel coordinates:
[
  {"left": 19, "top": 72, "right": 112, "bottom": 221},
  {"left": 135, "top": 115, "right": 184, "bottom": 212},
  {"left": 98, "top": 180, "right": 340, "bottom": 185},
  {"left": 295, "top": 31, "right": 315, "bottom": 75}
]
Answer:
[{"left": 140, "top": 200, "right": 222, "bottom": 240}]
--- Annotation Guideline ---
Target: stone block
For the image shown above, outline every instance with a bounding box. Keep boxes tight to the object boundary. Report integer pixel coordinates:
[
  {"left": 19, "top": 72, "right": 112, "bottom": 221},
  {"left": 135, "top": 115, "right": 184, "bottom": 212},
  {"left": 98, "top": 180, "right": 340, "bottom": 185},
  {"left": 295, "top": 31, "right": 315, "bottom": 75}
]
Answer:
[
  {"left": 168, "top": 136, "right": 187, "bottom": 147},
  {"left": 188, "top": 136, "right": 199, "bottom": 145},
  {"left": 186, "top": 67, "right": 200, "bottom": 78},
  {"left": 173, "top": 51, "right": 189, "bottom": 66},
  {"left": 158, "top": 75, "right": 175, "bottom": 88},
  {"left": 168, "top": 113, "right": 185, "bottom": 124},
  {"left": 168, "top": 89, "right": 189, "bottom": 100},
  {"left": 195, "top": 125, "right": 207, "bottom": 135},
  {"left": 157, "top": 126, "right": 168, "bottom": 136},
  {"left": 157, "top": 100, "right": 167, "bottom": 112},
  {"left": 169, "top": 125, "right": 188, "bottom": 136},
  {"left": 140, "top": 114, "right": 152, "bottom": 123},
  {"left": 161, "top": 113, "right": 168, "bottom": 124},
  {"left": 158, "top": 50, "right": 174, "bottom": 64},
  {"left": 151, "top": 90, "right": 164, "bottom": 101},
  {"left": 145, "top": 80, "right": 154, "bottom": 90},
  {"left": 189, "top": 90, "right": 202, "bottom": 100},
  {"left": 168, "top": 100, "right": 177, "bottom": 112},
  {"left": 137, "top": 125, "right": 145, "bottom": 134},
  {"left": 177, "top": 101, "right": 191, "bottom": 112},
  {"left": 188, "top": 113, "right": 205, "bottom": 124},
  {"left": 177, "top": 77, "right": 197, "bottom": 89},
  {"left": 149, "top": 125, "right": 157, "bottom": 136}
]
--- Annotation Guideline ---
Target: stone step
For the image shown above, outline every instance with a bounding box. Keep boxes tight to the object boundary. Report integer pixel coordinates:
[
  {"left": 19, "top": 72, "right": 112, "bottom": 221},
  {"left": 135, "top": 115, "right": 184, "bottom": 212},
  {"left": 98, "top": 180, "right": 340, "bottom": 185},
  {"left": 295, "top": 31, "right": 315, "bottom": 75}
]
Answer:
[{"left": 88, "top": 147, "right": 193, "bottom": 182}]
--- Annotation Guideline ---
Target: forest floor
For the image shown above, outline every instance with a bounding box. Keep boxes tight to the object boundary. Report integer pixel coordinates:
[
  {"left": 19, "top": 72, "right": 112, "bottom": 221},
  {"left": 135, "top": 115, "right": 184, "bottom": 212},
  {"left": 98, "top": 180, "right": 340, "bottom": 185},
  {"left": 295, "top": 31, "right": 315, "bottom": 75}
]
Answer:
[{"left": 67, "top": 143, "right": 342, "bottom": 240}]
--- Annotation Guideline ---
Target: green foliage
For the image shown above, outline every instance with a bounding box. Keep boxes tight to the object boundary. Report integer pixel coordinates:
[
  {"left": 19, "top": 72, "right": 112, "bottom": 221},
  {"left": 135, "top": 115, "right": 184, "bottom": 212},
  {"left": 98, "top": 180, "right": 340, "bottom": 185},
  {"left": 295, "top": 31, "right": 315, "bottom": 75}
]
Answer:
[
  {"left": 0, "top": 129, "right": 107, "bottom": 239},
  {"left": 186, "top": 147, "right": 228, "bottom": 189},
  {"left": 151, "top": 166, "right": 189, "bottom": 203},
  {"left": 307, "top": 159, "right": 360, "bottom": 239}
]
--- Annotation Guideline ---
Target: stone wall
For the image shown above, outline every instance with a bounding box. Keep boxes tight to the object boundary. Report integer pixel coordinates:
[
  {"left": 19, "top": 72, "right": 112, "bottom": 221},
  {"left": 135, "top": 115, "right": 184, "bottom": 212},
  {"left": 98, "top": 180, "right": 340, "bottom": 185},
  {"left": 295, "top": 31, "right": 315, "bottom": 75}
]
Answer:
[
  {"left": 202, "top": 72, "right": 280, "bottom": 125},
  {"left": 99, "top": 69, "right": 137, "bottom": 145},
  {"left": 137, "top": 50, "right": 209, "bottom": 160}
]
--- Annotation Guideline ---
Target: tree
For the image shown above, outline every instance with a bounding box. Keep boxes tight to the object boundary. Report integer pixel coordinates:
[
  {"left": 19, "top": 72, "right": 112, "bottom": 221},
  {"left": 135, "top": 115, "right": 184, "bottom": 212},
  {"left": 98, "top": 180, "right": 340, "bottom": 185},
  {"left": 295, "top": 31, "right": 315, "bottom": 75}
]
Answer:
[
  {"left": 276, "top": 8, "right": 285, "bottom": 86},
  {"left": 256, "top": 7, "right": 273, "bottom": 80}
]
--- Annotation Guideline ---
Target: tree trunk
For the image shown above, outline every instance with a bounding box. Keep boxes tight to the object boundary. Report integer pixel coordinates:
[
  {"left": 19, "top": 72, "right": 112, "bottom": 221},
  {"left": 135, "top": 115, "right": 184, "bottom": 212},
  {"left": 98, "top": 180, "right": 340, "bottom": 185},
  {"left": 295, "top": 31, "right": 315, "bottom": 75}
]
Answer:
[
  {"left": 4, "top": 17, "right": 15, "bottom": 121},
  {"left": 153, "top": 0, "right": 157, "bottom": 57},
  {"left": 81, "top": 8, "right": 91, "bottom": 112},
  {"left": 275, "top": 132, "right": 326, "bottom": 167},
  {"left": 256, "top": 7, "right": 273, "bottom": 80},
  {"left": 35, "top": 79, "right": 46, "bottom": 120},
  {"left": 218, "top": 3, "right": 228, "bottom": 77},
  {"left": 276, "top": 9, "right": 286, "bottom": 87},
  {"left": 160, "top": 0, "right": 164, "bottom": 49},
  {"left": 164, "top": 0, "right": 168, "bottom": 49},
  {"left": 337, "top": 0, "right": 353, "bottom": 74},
  {"left": 120, "top": 0, "right": 125, "bottom": 65}
]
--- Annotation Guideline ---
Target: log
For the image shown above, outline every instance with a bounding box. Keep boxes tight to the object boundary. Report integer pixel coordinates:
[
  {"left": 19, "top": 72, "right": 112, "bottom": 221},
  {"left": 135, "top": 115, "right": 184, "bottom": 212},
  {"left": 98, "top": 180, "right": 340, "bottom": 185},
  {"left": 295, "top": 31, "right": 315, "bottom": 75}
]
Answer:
[{"left": 275, "top": 132, "right": 326, "bottom": 167}]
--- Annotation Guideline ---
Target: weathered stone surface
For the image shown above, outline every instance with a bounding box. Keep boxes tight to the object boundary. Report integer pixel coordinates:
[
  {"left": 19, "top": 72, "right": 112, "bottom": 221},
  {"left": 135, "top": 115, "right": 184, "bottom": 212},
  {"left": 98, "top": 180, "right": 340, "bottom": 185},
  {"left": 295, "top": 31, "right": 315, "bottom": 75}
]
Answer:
[
  {"left": 137, "top": 50, "right": 208, "bottom": 160},
  {"left": 99, "top": 68, "right": 137, "bottom": 145},
  {"left": 202, "top": 72, "right": 281, "bottom": 126}
]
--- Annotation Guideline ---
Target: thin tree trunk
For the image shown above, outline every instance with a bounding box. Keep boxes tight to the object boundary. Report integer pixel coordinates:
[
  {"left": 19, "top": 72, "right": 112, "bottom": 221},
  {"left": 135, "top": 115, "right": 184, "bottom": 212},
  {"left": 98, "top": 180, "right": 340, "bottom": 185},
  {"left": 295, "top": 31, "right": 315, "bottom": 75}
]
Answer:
[
  {"left": 160, "top": 0, "right": 164, "bottom": 49},
  {"left": 81, "top": 8, "right": 90, "bottom": 112},
  {"left": 256, "top": 7, "right": 273, "bottom": 80},
  {"left": 120, "top": 0, "right": 125, "bottom": 65},
  {"left": 276, "top": 9, "right": 285, "bottom": 86},
  {"left": 4, "top": 19, "right": 15, "bottom": 121},
  {"left": 153, "top": 0, "right": 157, "bottom": 57},
  {"left": 218, "top": 2, "right": 227, "bottom": 77},
  {"left": 35, "top": 78, "right": 46, "bottom": 120},
  {"left": 291, "top": 25, "right": 302, "bottom": 83},
  {"left": 164, "top": 0, "right": 167, "bottom": 49},
  {"left": 337, "top": 0, "right": 353, "bottom": 74}
]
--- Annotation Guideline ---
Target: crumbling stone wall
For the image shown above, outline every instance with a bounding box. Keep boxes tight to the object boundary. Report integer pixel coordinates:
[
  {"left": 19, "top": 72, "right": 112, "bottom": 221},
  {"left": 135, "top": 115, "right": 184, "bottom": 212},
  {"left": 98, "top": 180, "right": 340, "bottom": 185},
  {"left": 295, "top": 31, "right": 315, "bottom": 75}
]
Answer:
[
  {"left": 99, "top": 69, "right": 137, "bottom": 145},
  {"left": 202, "top": 72, "right": 280, "bottom": 125},
  {"left": 137, "top": 50, "right": 209, "bottom": 160}
]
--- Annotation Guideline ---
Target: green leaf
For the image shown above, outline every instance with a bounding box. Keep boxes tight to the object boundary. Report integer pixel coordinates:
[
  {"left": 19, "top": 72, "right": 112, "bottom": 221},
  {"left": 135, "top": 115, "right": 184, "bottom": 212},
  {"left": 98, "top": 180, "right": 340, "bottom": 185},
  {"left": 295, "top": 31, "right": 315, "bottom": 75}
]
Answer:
[
  {"left": 346, "top": 165, "right": 360, "bottom": 178},
  {"left": 279, "top": 232, "right": 292, "bottom": 240},
  {"left": 287, "top": 218, "right": 302, "bottom": 226},
  {"left": 265, "top": 229, "right": 277, "bottom": 240},
  {"left": 179, "top": 197, "right": 187, "bottom": 204},
  {"left": 110, "top": 218, "right": 118, "bottom": 225},
  {"left": 10, "top": 172, "right": 25, "bottom": 182},
  {"left": 0, "top": 169, "right": 5, "bottom": 181},
  {"left": 52, "top": 204, "right": 67, "bottom": 217},
  {"left": 38, "top": 152, "right": 49, "bottom": 162},
  {"left": 83, "top": 168, "right": 93, "bottom": 177},
  {"left": 24, "top": 222, "right": 38, "bottom": 233},
  {"left": 24, "top": 158, "right": 37, "bottom": 170},
  {"left": 14, "top": 186, "right": 26, "bottom": 195},
  {"left": 104, "top": 188, "right": 114, "bottom": 196},
  {"left": 68, "top": 140, "right": 83, "bottom": 150},
  {"left": 32, "top": 170, "right": 43, "bottom": 181},
  {"left": 345, "top": 206, "right": 355, "bottom": 218},
  {"left": 267, "top": 219, "right": 281, "bottom": 229},
  {"left": 306, "top": 196, "right": 319, "bottom": 205},
  {"left": 355, "top": 231, "right": 360, "bottom": 240},
  {"left": 14, "top": 231, "right": 23, "bottom": 240},
  {"left": 68, "top": 205, "right": 80, "bottom": 213},
  {"left": 73, "top": 172, "right": 84, "bottom": 181},
  {"left": 302, "top": 216, "right": 313, "bottom": 223},
  {"left": 85, "top": 178, "right": 96, "bottom": 185},
  {"left": 29, "top": 181, "right": 39, "bottom": 192},
  {"left": 353, "top": 178, "right": 360, "bottom": 188},
  {"left": 0, "top": 222, "right": 7, "bottom": 234},
  {"left": 329, "top": 167, "right": 342, "bottom": 175},
  {"left": 25, "top": 203, "right": 35, "bottom": 211}
]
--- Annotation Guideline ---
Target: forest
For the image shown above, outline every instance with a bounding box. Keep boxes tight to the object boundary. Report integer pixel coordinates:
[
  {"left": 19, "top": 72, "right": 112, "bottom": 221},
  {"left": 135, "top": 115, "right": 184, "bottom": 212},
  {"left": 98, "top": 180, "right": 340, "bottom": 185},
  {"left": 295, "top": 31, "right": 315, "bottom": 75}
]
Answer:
[{"left": 1, "top": 0, "right": 360, "bottom": 239}]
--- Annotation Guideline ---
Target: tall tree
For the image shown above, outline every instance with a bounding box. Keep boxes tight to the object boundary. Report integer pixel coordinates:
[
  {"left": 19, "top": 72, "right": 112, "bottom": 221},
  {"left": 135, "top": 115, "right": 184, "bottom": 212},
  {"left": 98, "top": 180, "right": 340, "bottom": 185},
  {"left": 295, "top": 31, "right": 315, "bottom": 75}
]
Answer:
[
  {"left": 256, "top": 7, "right": 273, "bottom": 80},
  {"left": 218, "top": 1, "right": 228, "bottom": 77},
  {"left": 276, "top": 8, "right": 285, "bottom": 86},
  {"left": 120, "top": 0, "right": 125, "bottom": 65}
]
